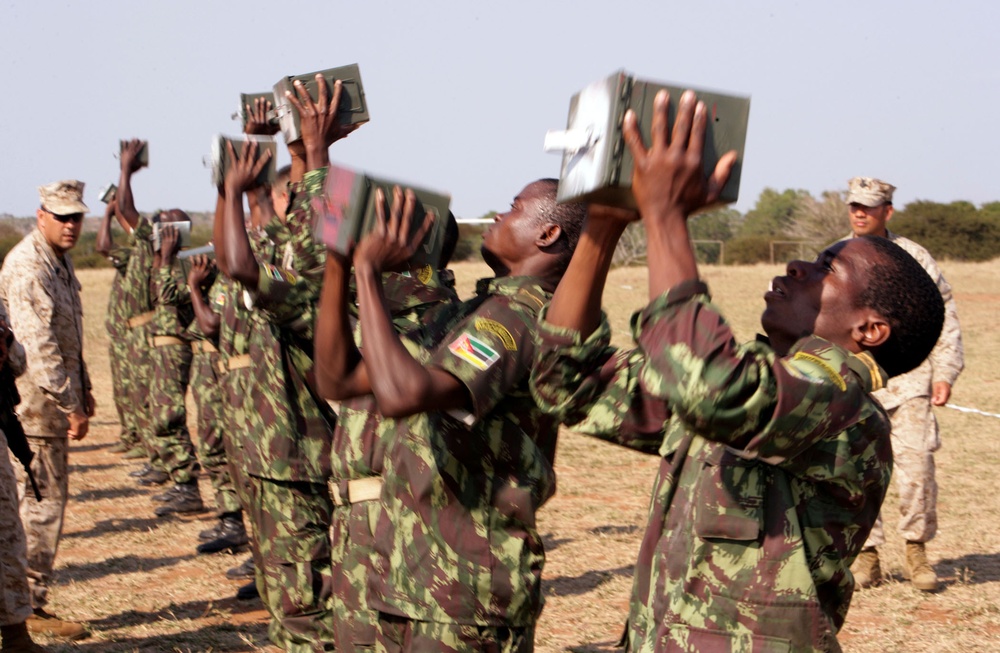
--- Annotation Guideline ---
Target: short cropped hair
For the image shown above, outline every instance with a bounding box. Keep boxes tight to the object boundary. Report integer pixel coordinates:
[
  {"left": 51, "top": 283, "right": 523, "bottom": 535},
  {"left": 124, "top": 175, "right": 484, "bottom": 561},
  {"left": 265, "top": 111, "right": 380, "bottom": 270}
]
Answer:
[
  {"left": 856, "top": 235, "right": 945, "bottom": 377},
  {"left": 275, "top": 165, "right": 293, "bottom": 192},
  {"left": 533, "top": 178, "right": 586, "bottom": 275}
]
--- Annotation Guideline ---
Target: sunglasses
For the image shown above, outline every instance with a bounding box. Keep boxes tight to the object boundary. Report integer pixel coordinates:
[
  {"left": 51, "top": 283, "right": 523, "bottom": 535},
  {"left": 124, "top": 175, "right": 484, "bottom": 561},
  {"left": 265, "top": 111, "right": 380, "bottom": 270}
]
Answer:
[{"left": 44, "top": 209, "right": 84, "bottom": 224}]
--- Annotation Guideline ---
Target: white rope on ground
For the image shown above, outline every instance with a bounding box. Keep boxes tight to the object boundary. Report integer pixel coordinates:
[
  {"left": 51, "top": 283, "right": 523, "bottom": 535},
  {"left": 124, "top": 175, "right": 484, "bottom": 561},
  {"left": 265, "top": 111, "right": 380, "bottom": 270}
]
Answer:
[{"left": 944, "top": 403, "right": 1000, "bottom": 420}]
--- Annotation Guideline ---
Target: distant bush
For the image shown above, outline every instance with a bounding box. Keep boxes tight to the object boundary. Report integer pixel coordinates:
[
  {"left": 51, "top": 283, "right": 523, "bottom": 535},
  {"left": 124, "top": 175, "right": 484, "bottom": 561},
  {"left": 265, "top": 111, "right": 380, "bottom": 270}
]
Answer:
[
  {"left": 892, "top": 209, "right": 1000, "bottom": 262},
  {"left": 725, "top": 235, "right": 772, "bottom": 264},
  {"left": 452, "top": 224, "right": 485, "bottom": 262}
]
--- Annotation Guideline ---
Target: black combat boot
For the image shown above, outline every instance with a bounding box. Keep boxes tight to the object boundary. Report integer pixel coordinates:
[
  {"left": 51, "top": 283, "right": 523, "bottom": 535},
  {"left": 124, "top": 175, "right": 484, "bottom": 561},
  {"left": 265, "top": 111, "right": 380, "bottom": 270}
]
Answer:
[
  {"left": 153, "top": 481, "right": 205, "bottom": 517},
  {"left": 225, "top": 556, "right": 255, "bottom": 580},
  {"left": 196, "top": 513, "right": 249, "bottom": 554}
]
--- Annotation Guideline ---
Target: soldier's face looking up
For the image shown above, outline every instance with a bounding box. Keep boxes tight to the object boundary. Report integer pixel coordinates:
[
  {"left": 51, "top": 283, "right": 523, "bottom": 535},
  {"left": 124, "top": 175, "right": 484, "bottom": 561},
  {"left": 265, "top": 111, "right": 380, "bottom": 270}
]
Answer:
[
  {"left": 760, "top": 239, "right": 877, "bottom": 356},
  {"left": 37, "top": 207, "right": 83, "bottom": 255},
  {"left": 849, "top": 202, "right": 893, "bottom": 238},
  {"left": 480, "top": 181, "right": 553, "bottom": 274}
]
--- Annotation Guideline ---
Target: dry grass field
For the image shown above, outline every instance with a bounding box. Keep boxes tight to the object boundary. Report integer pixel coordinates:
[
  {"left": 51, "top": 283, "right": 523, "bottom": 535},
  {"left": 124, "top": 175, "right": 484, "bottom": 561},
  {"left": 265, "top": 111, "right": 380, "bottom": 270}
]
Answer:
[{"left": 31, "top": 257, "right": 1000, "bottom": 652}]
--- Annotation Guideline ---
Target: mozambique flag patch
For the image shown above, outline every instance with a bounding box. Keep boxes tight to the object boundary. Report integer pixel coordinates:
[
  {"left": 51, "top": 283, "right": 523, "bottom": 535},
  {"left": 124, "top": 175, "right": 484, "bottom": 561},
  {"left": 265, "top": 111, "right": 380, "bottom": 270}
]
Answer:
[
  {"left": 448, "top": 333, "right": 499, "bottom": 371},
  {"left": 212, "top": 290, "right": 227, "bottom": 308}
]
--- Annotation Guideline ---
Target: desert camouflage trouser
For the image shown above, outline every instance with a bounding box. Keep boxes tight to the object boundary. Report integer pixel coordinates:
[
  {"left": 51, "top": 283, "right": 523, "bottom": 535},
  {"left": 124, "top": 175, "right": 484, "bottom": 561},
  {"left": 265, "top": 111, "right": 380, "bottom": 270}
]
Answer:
[
  {"left": 125, "top": 324, "right": 162, "bottom": 470},
  {"left": 149, "top": 341, "right": 197, "bottom": 484},
  {"left": 108, "top": 333, "right": 140, "bottom": 449},
  {"left": 0, "top": 430, "right": 32, "bottom": 626},
  {"left": 245, "top": 474, "right": 335, "bottom": 653},
  {"left": 190, "top": 349, "right": 240, "bottom": 514},
  {"left": 329, "top": 497, "right": 380, "bottom": 652},
  {"left": 865, "top": 396, "right": 940, "bottom": 547},
  {"left": 14, "top": 435, "right": 68, "bottom": 609},
  {"left": 377, "top": 614, "right": 533, "bottom": 653}
]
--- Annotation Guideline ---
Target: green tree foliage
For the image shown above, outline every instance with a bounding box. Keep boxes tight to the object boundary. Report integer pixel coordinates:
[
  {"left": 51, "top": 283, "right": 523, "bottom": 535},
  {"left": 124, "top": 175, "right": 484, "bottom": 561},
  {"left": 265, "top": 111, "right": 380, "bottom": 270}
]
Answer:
[
  {"left": 725, "top": 235, "right": 773, "bottom": 264},
  {"left": 892, "top": 201, "right": 1000, "bottom": 261},
  {"left": 788, "top": 190, "right": 847, "bottom": 249},
  {"left": 737, "top": 188, "right": 810, "bottom": 237}
]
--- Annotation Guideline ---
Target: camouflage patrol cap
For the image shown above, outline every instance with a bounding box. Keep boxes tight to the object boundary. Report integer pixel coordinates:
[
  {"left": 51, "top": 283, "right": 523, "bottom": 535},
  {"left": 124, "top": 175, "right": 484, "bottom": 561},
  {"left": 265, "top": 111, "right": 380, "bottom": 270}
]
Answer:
[
  {"left": 38, "top": 180, "right": 89, "bottom": 215},
  {"left": 846, "top": 177, "right": 895, "bottom": 207}
]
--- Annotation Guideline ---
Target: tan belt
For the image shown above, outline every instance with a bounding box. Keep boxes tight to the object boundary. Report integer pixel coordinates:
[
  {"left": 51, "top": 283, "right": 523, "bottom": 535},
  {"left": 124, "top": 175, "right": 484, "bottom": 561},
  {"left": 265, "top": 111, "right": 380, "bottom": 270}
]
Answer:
[
  {"left": 127, "top": 311, "right": 155, "bottom": 329},
  {"left": 217, "top": 354, "right": 253, "bottom": 376},
  {"left": 191, "top": 340, "right": 218, "bottom": 354},
  {"left": 150, "top": 335, "right": 186, "bottom": 348},
  {"left": 329, "top": 477, "right": 384, "bottom": 506}
]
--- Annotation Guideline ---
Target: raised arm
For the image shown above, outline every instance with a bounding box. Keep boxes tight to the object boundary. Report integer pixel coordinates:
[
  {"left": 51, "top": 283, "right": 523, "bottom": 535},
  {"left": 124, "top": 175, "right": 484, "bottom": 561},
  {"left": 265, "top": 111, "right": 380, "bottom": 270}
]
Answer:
[
  {"left": 219, "top": 140, "right": 271, "bottom": 289},
  {"left": 117, "top": 139, "right": 146, "bottom": 230},
  {"left": 95, "top": 199, "right": 118, "bottom": 256},
  {"left": 188, "top": 256, "right": 221, "bottom": 337}
]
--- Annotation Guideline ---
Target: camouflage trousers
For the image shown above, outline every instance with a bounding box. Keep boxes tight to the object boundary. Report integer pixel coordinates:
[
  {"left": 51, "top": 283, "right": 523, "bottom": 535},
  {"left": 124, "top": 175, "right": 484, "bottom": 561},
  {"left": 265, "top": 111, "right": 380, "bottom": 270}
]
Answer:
[
  {"left": 244, "top": 474, "right": 335, "bottom": 653},
  {"left": 191, "top": 349, "right": 240, "bottom": 514},
  {"left": 865, "top": 397, "right": 940, "bottom": 547},
  {"left": 329, "top": 495, "right": 381, "bottom": 652},
  {"left": 14, "top": 435, "right": 69, "bottom": 610},
  {"left": 125, "top": 324, "right": 161, "bottom": 470},
  {"left": 376, "top": 614, "right": 534, "bottom": 653},
  {"left": 149, "top": 341, "right": 197, "bottom": 484},
  {"left": 107, "top": 332, "right": 140, "bottom": 449},
  {"left": 0, "top": 430, "right": 32, "bottom": 626}
]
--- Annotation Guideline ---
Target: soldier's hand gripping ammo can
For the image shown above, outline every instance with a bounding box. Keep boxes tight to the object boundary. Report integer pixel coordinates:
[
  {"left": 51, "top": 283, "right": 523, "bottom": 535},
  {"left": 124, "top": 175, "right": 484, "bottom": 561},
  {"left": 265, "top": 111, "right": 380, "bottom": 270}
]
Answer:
[
  {"left": 272, "top": 64, "right": 369, "bottom": 144},
  {"left": 119, "top": 139, "right": 149, "bottom": 168},
  {"left": 98, "top": 183, "right": 118, "bottom": 204},
  {"left": 314, "top": 163, "right": 450, "bottom": 270},
  {"left": 209, "top": 134, "right": 278, "bottom": 189},
  {"left": 544, "top": 70, "right": 750, "bottom": 210},
  {"left": 151, "top": 221, "right": 192, "bottom": 252},
  {"left": 235, "top": 92, "right": 281, "bottom": 134}
]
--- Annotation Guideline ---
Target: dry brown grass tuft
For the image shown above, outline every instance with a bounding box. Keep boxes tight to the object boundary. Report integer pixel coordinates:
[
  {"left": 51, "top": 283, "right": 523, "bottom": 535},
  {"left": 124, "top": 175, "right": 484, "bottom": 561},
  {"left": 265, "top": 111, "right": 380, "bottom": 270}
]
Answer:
[{"left": 34, "top": 259, "right": 1000, "bottom": 651}]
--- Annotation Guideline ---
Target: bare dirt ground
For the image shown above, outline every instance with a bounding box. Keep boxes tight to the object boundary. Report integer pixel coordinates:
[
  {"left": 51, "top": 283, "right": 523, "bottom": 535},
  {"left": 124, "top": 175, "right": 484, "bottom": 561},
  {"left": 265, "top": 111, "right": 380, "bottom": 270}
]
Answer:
[{"left": 32, "top": 259, "right": 1000, "bottom": 652}]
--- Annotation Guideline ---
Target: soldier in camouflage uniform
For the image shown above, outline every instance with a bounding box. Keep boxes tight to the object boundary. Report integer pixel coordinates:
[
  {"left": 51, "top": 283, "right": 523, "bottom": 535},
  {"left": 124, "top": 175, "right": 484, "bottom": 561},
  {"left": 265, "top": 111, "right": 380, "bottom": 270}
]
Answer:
[
  {"left": 0, "top": 180, "right": 93, "bottom": 641},
  {"left": 94, "top": 198, "right": 142, "bottom": 456},
  {"left": 186, "top": 256, "right": 248, "bottom": 554},
  {"left": 215, "top": 81, "right": 354, "bottom": 647},
  {"left": 115, "top": 140, "right": 169, "bottom": 485},
  {"left": 530, "top": 91, "right": 946, "bottom": 652},
  {"left": 843, "top": 177, "right": 965, "bottom": 592},
  {"left": 0, "top": 303, "right": 49, "bottom": 653},
  {"left": 146, "top": 216, "right": 206, "bottom": 516},
  {"left": 314, "top": 180, "right": 586, "bottom": 652}
]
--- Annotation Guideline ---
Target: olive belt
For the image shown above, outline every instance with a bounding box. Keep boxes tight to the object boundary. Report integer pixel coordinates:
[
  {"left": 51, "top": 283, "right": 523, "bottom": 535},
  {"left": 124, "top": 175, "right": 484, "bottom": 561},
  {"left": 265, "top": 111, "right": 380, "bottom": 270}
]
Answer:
[
  {"left": 149, "top": 335, "right": 186, "bottom": 348},
  {"left": 191, "top": 340, "right": 218, "bottom": 354},
  {"left": 216, "top": 354, "right": 252, "bottom": 375},
  {"left": 329, "top": 477, "right": 383, "bottom": 506},
  {"left": 127, "top": 311, "right": 155, "bottom": 329}
]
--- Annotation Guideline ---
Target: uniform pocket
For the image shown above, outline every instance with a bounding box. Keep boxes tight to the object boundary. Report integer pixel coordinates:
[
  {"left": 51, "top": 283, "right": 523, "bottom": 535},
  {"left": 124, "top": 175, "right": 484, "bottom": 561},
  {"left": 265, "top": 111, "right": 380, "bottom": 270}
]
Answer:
[{"left": 693, "top": 447, "right": 765, "bottom": 541}]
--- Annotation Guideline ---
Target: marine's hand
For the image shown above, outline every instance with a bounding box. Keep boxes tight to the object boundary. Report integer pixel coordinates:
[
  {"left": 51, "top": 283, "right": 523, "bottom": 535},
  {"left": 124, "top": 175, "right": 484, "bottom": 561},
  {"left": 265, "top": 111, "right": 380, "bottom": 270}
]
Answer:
[
  {"left": 224, "top": 140, "right": 272, "bottom": 195},
  {"left": 120, "top": 138, "right": 147, "bottom": 174},
  {"left": 67, "top": 411, "right": 89, "bottom": 440},
  {"left": 624, "top": 90, "right": 737, "bottom": 224},
  {"left": 354, "top": 186, "right": 434, "bottom": 274},
  {"left": 931, "top": 381, "right": 951, "bottom": 406},
  {"left": 244, "top": 96, "right": 279, "bottom": 136}
]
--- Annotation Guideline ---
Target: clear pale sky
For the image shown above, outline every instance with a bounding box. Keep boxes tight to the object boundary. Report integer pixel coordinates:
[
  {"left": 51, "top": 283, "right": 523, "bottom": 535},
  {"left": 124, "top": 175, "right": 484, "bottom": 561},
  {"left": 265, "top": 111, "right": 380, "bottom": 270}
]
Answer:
[{"left": 1, "top": 1, "right": 996, "bottom": 219}]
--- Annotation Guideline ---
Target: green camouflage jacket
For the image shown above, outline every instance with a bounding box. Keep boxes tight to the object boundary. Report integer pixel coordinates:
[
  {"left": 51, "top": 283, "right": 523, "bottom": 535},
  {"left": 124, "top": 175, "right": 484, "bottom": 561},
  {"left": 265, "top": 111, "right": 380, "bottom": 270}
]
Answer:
[
  {"left": 104, "top": 245, "right": 132, "bottom": 338},
  {"left": 217, "top": 170, "right": 335, "bottom": 482},
  {"left": 119, "top": 218, "right": 156, "bottom": 321},
  {"left": 368, "top": 276, "right": 557, "bottom": 628},
  {"left": 152, "top": 259, "right": 194, "bottom": 337},
  {"left": 530, "top": 280, "right": 892, "bottom": 653}
]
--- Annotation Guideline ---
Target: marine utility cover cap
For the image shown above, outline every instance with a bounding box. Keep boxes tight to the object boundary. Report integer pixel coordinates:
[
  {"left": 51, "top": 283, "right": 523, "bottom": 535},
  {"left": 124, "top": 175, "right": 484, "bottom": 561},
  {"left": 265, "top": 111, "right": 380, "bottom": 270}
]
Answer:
[
  {"left": 38, "top": 180, "right": 89, "bottom": 215},
  {"left": 846, "top": 176, "right": 895, "bottom": 207}
]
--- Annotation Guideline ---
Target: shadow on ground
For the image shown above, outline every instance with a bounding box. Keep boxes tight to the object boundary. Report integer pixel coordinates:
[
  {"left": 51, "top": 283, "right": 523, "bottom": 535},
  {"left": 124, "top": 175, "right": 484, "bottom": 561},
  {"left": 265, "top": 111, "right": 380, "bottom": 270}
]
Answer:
[
  {"left": 937, "top": 552, "right": 1000, "bottom": 584},
  {"left": 63, "top": 516, "right": 164, "bottom": 541},
  {"left": 545, "top": 565, "right": 632, "bottom": 597},
  {"left": 74, "top": 485, "right": 151, "bottom": 501},
  {"left": 55, "top": 553, "right": 192, "bottom": 584}
]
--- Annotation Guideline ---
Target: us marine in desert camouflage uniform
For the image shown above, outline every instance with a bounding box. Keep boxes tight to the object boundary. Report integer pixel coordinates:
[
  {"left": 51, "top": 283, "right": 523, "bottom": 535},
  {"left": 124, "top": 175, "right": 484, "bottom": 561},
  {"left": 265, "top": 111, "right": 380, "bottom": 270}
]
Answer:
[
  {"left": 0, "top": 180, "right": 93, "bottom": 641},
  {"left": 530, "top": 91, "right": 946, "bottom": 652},
  {"left": 0, "top": 301, "right": 49, "bottom": 652},
  {"left": 315, "top": 179, "right": 586, "bottom": 652},
  {"left": 843, "top": 176, "right": 965, "bottom": 592}
]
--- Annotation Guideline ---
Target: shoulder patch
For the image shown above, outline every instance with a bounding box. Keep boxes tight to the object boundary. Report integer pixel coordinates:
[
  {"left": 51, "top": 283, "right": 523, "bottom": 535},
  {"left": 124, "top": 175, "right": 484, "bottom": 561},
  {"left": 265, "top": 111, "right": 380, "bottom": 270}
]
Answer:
[
  {"left": 212, "top": 290, "right": 227, "bottom": 308},
  {"left": 448, "top": 333, "right": 499, "bottom": 371},
  {"left": 516, "top": 289, "right": 546, "bottom": 311},
  {"left": 474, "top": 318, "right": 517, "bottom": 351},
  {"left": 416, "top": 265, "right": 434, "bottom": 285},
  {"left": 791, "top": 351, "right": 847, "bottom": 391}
]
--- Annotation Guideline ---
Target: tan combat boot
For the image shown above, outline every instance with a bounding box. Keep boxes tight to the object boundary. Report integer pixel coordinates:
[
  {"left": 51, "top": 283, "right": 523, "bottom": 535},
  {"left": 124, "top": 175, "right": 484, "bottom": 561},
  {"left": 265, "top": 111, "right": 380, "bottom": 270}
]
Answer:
[
  {"left": 851, "top": 547, "right": 882, "bottom": 589},
  {"left": 25, "top": 609, "right": 88, "bottom": 641},
  {"left": 906, "top": 541, "right": 940, "bottom": 592}
]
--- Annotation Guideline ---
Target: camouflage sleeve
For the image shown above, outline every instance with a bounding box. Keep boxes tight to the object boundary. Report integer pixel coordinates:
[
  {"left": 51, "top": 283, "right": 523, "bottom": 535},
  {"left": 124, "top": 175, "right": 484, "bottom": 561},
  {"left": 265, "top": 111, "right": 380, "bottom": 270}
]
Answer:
[
  {"left": 636, "top": 280, "right": 874, "bottom": 463},
  {"left": 282, "top": 167, "right": 329, "bottom": 278},
  {"left": 107, "top": 245, "right": 132, "bottom": 271},
  {"left": 427, "top": 295, "right": 536, "bottom": 423},
  {"left": 4, "top": 274, "right": 82, "bottom": 414},
  {"left": 929, "top": 272, "right": 964, "bottom": 387},
  {"left": 155, "top": 263, "right": 190, "bottom": 307},
  {"left": 531, "top": 308, "right": 668, "bottom": 455},
  {"left": 249, "top": 264, "right": 317, "bottom": 337}
]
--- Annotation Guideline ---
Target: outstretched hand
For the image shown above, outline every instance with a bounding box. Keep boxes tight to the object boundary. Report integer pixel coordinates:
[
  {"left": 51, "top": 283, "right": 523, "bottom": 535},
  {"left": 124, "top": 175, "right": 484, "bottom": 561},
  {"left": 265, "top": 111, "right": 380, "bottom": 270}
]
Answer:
[
  {"left": 624, "top": 89, "right": 737, "bottom": 224},
  {"left": 188, "top": 255, "right": 215, "bottom": 289},
  {"left": 224, "top": 140, "right": 272, "bottom": 196},
  {"left": 244, "top": 96, "right": 279, "bottom": 136},
  {"left": 120, "top": 139, "right": 146, "bottom": 175},
  {"left": 353, "top": 186, "right": 434, "bottom": 274},
  {"left": 285, "top": 75, "right": 358, "bottom": 152}
]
